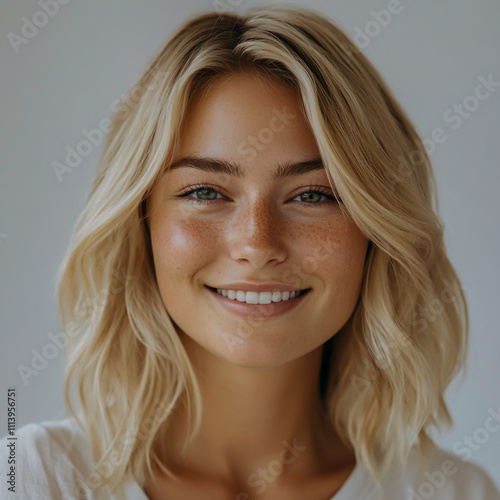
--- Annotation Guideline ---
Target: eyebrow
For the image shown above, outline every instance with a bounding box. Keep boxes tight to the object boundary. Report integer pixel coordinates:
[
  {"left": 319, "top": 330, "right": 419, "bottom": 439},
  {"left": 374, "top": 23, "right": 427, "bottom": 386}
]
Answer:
[{"left": 167, "top": 156, "right": 324, "bottom": 181}]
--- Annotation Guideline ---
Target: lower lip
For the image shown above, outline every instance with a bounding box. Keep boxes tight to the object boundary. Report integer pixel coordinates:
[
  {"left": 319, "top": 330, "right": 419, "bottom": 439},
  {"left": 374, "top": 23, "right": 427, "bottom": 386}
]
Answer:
[{"left": 206, "top": 286, "right": 310, "bottom": 318}]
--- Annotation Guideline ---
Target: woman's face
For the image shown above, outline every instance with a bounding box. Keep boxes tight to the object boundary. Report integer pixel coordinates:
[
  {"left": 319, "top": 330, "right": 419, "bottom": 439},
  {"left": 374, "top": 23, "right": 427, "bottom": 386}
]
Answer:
[{"left": 148, "top": 73, "right": 369, "bottom": 367}]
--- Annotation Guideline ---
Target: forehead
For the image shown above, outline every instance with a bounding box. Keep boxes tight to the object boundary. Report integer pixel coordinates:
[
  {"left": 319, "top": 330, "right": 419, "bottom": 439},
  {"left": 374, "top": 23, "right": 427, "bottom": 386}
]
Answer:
[{"left": 175, "top": 72, "right": 321, "bottom": 166}]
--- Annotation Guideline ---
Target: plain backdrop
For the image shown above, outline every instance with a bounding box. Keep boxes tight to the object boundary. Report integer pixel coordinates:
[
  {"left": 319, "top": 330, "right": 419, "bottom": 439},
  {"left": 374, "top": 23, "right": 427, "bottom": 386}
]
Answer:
[{"left": 1, "top": 0, "right": 499, "bottom": 490}]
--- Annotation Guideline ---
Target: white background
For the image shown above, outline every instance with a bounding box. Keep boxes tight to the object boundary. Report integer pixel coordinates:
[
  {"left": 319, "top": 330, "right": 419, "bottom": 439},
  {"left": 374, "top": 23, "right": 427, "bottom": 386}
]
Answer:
[{"left": 1, "top": 0, "right": 499, "bottom": 490}]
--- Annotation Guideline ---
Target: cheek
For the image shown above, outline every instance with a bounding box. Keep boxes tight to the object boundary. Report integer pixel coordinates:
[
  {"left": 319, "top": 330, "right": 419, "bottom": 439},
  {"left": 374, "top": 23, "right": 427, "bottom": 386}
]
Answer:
[
  {"left": 150, "top": 214, "right": 222, "bottom": 288},
  {"left": 329, "top": 224, "right": 369, "bottom": 272},
  {"left": 322, "top": 223, "right": 369, "bottom": 303},
  {"left": 292, "top": 217, "right": 368, "bottom": 274},
  {"left": 300, "top": 218, "right": 368, "bottom": 303}
]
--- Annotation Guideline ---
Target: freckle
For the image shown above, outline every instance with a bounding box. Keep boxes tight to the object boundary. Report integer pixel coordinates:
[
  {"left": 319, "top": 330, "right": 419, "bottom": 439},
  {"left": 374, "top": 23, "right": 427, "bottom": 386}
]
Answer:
[{"left": 173, "top": 218, "right": 219, "bottom": 254}]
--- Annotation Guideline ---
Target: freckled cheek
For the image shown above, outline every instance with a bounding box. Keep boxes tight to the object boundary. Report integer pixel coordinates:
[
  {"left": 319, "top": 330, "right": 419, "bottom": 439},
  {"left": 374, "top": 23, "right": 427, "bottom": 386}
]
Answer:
[
  {"left": 150, "top": 215, "right": 224, "bottom": 284},
  {"left": 312, "top": 222, "right": 369, "bottom": 287}
]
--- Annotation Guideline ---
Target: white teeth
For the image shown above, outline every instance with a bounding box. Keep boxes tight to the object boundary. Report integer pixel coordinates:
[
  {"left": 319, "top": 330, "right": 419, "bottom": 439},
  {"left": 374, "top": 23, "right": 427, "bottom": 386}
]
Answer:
[
  {"left": 246, "top": 291, "right": 259, "bottom": 304},
  {"left": 258, "top": 292, "right": 272, "bottom": 304},
  {"left": 215, "top": 288, "right": 304, "bottom": 304}
]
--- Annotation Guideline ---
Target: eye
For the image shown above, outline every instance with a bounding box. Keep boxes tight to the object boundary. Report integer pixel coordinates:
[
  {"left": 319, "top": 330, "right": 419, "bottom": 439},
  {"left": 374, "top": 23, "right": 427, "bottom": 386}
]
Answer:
[
  {"left": 176, "top": 184, "right": 228, "bottom": 204},
  {"left": 176, "top": 183, "right": 339, "bottom": 206},
  {"left": 190, "top": 188, "right": 220, "bottom": 201},
  {"left": 291, "top": 186, "right": 338, "bottom": 205},
  {"left": 294, "top": 192, "right": 328, "bottom": 203}
]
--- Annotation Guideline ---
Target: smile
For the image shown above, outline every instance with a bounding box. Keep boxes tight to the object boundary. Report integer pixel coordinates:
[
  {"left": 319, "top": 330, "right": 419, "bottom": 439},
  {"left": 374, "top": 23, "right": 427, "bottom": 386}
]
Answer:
[
  {"left": 206, "top": 286, "right": 311, "bottom": 318},
  {"left": 215, "top": 288, "right": 308, "bottom": 304}
]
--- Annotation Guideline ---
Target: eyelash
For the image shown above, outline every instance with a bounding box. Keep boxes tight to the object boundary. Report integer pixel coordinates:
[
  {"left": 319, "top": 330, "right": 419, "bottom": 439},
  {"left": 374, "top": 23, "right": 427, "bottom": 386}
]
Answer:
[{"left": 176, "top": 183, "right": 338, "bottom": 206}]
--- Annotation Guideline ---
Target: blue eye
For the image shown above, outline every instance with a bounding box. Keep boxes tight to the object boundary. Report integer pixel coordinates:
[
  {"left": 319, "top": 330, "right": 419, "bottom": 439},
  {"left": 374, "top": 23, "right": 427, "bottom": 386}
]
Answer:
[
  {"left": 177, "top": 184, "right": 339, "bottom": 206},
  {"left": 291, "top": 185, "right": 339, "bottom": 205},
  {"left": 177, "top": 184, "right": 227, "bottom": 204},
  {"left": 293, "top": 191, "right": 332, "bottom": 204},
  {"left": 190, "top": 188, "right": 221, "bottom": 201}
]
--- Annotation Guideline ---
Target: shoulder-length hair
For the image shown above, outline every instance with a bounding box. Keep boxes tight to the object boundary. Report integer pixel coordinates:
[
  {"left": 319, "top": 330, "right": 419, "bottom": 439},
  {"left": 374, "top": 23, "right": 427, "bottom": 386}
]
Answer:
[{"left": 57, "top": 5, "right": 468, "bottom": 494}]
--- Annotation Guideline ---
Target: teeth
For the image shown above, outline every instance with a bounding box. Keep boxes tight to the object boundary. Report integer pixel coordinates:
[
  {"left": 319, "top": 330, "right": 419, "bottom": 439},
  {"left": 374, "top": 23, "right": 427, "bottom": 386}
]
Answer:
[{"left": 215, "top": 288, "right": 304, "bottom": 304}]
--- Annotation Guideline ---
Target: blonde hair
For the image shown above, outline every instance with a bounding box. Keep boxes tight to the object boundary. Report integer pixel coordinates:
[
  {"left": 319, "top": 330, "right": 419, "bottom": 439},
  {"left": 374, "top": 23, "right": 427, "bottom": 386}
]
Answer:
[{"left": 57, "top": 5, "right": 468, "bottom": 494}]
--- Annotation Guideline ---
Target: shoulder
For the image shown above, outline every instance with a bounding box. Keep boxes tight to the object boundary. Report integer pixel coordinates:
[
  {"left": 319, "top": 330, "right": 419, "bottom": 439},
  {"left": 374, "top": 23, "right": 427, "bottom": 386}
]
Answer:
[
  {"left": 378, "top": 445, "right": 500, "bottom": 500},
  {"left": 0, "top": 417, "right": 98, "bottom": 499}
]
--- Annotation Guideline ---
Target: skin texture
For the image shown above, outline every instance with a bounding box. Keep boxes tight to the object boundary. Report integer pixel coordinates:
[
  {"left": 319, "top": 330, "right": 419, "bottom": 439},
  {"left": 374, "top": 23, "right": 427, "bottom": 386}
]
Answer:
[{"left": 146, "top": 72, "right": 370, "bottom": 499}]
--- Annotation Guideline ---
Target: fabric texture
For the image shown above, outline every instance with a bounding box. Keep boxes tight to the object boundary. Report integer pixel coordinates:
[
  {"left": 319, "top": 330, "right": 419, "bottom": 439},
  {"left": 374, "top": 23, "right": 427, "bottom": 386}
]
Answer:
[{"left": 1, "top": 417, "right": 499, "bottom": 499}]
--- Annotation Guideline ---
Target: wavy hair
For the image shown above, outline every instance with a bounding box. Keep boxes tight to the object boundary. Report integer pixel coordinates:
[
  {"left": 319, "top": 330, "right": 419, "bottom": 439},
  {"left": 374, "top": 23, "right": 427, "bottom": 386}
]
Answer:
[{"left": 57, "top": 5, "right": 468, "bottom": 494}]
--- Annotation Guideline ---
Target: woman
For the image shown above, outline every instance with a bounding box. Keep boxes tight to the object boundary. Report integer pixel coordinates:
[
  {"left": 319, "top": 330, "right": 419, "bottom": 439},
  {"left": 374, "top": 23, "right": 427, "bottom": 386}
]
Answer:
[{"left": 2, "top": 6, "right": 499, "bottom": 500}]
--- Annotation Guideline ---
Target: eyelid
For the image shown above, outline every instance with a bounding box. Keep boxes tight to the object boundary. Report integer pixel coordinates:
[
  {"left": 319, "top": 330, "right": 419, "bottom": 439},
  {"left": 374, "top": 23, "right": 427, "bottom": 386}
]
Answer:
[{"left": 292, "top": 184, "right": 334, "bottom": 196}]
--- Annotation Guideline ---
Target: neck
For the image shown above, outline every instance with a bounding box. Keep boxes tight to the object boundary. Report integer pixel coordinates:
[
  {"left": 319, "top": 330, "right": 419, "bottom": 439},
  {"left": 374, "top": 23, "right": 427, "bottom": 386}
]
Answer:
[{"left": 162, "top": 331, "right": 353, "bottom": 488}]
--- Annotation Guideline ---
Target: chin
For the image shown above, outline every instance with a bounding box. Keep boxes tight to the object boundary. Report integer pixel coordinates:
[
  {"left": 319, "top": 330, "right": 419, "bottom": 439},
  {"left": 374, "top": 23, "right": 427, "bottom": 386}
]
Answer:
[
  {"left": 214, "top": 337, "right": 305, "bottom": 369},
  {"left": 176, "top": 323, "right": 316, "bottom": 369}
]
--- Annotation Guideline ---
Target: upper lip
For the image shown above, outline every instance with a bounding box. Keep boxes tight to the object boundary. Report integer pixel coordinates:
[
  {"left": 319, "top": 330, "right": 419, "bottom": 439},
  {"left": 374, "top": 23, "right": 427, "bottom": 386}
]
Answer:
[{"left": 208, "top": 282, "right": 310, "bottom": 292}]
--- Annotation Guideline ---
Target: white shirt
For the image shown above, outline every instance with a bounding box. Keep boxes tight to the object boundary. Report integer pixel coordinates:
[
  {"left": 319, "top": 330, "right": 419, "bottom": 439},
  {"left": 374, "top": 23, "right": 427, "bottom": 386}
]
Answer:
[{"left": 1, "top": 417, "right": 499, "bottom": 499}]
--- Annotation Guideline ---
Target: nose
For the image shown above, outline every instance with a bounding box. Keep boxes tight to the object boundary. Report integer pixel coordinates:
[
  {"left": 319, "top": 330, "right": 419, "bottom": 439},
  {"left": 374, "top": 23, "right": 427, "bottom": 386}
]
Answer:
[{"left": 227, "top": 197, "right": 287, "bottom": 268}]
